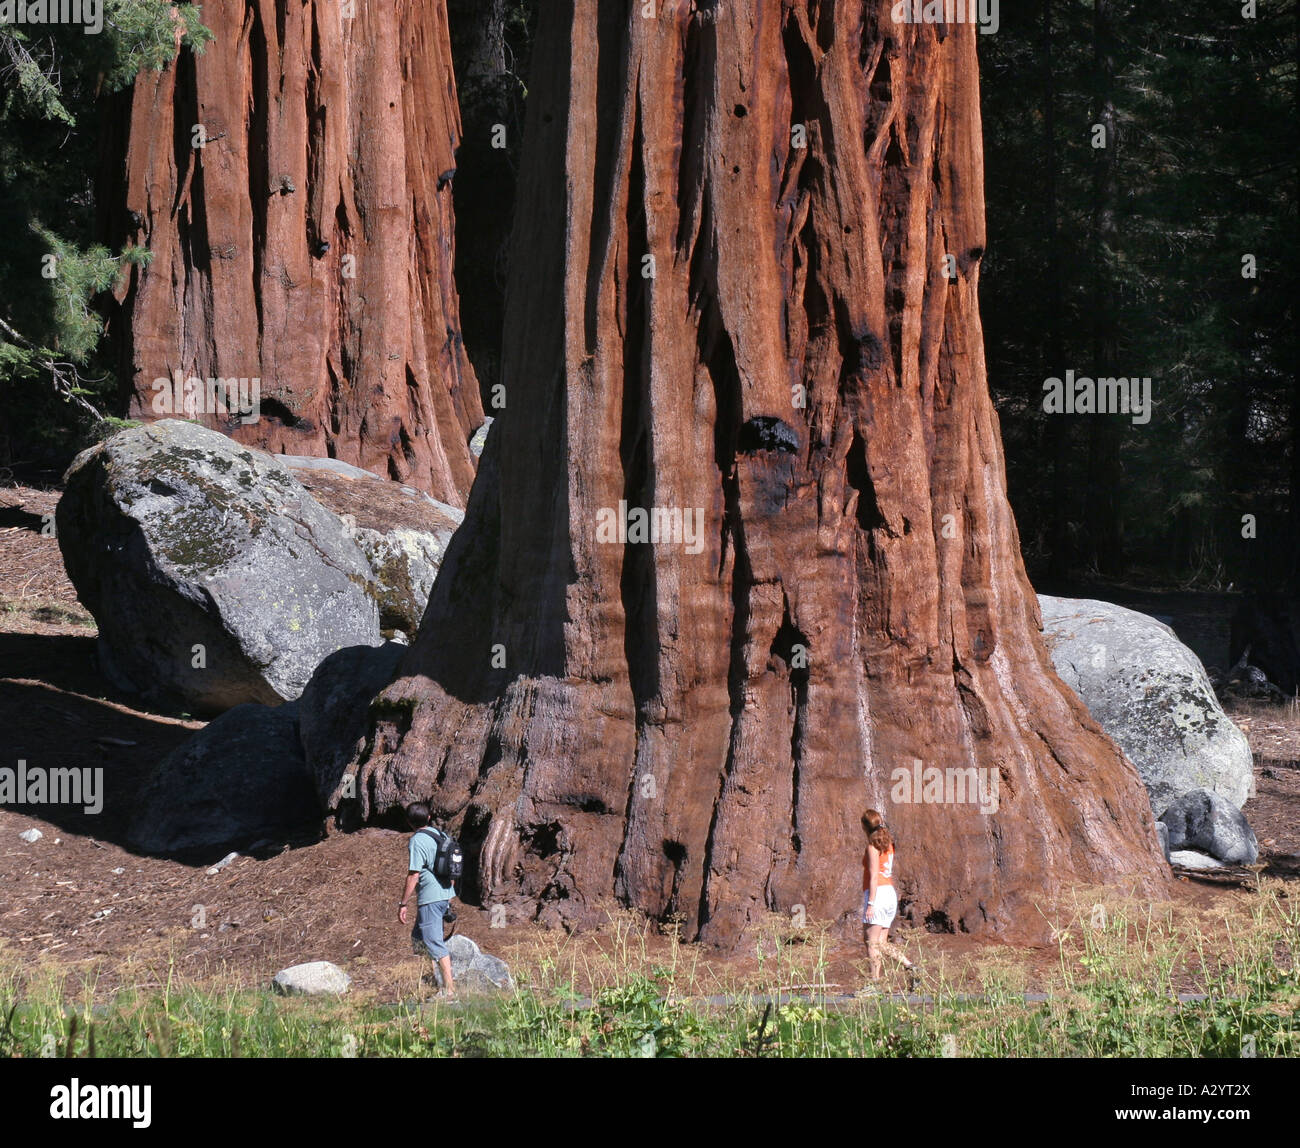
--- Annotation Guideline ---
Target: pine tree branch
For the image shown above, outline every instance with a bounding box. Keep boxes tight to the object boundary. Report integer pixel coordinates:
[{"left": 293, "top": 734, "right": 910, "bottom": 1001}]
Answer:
[{"left": 0, "top": 316, "right": 106, "bottom": 421}]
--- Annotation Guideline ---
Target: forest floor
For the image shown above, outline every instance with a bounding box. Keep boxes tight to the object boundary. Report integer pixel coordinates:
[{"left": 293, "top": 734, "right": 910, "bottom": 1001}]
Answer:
[{"left": 2, "top": 480, "right": 1298, "bottom": 1007}]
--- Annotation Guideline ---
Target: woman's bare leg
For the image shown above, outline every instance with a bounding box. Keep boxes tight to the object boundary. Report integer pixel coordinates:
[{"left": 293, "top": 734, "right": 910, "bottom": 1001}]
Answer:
[
  {"left": 879, "top": 932, "right": 912, "bottom": 969},
  {"left": 866, "top": 924, "right": 884, "bottom": 980}
]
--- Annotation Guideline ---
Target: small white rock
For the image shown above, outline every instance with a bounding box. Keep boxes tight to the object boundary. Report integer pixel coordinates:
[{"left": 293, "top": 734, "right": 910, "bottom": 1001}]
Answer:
[
  {"left": 1170, "top": 849, "right": 1226, "bottom": 871},
  {"left": 18, "top": 829, "right": 42, "bottom": 843},
  {"left": 205, "top": 851, "right": 240, "bottom": 876},
  {"left": 272, "top": 960, "right": 352, "bottom": 996},
  {"left": 110, "top": 867, "right": 125, "bottom": 875}
]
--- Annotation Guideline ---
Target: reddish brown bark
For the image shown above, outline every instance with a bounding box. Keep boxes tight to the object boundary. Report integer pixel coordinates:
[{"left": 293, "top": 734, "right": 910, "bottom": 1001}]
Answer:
[
  {"left": 104, "top": 1, "right": 482, "bottom": 504},
  {"left": 350, "top": 0, "right": 1170, "bottom": 945}
]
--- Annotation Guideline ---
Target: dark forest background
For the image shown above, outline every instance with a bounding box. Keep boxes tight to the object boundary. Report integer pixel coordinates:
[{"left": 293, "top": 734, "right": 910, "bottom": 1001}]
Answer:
[{"left": 1, "top": 0, "right": 1296, "bottom": 593}]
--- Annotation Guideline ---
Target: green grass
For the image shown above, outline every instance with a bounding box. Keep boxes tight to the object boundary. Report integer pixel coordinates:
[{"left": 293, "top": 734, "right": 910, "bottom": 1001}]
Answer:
[
  {"left": 3, "top": 886, "right": 1298, "bottom": 1058},
  {"left": 2, "top": 972, "right": 1295, "bottom": 1058}
]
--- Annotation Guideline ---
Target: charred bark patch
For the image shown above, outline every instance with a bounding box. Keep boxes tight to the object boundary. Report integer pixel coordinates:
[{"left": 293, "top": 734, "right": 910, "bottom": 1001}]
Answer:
[
  {"left": 771, "top": 606, "right": 810, "bottom": 854},
  {"left": 662, "top": 839, "right": 689, "bottom": 919},
  {"left": 836, "top": 298, "right": 887, "bottom": 379},
  {"left": 582, "top": 0, "right": 632, "bottom": 356},
  {"left": 257, "top": 397, "right": 312, "bottom": 431},
  {"left": 925, "top": 909, "right": 956, "bottom": 934},
  {"left": 737, "top": 416, "right": 800, "bottom": 455},
  {"left": 523, "top": 821, "right": 563, "bottom": 860}
]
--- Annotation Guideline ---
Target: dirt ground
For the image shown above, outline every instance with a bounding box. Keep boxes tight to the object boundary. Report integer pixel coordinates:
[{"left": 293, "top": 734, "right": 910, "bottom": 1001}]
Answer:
[{"left": 3, "top": 480, "right": 1298, "bottom": 1001}]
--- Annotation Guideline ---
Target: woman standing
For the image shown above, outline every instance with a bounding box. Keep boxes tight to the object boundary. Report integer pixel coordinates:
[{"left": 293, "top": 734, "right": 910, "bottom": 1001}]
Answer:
[{"left": 861, "top": 809, "right": 918, "bottom": 990}]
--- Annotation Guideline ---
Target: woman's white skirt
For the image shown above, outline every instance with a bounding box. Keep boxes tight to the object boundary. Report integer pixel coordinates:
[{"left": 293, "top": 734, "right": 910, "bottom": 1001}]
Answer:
[{"left": 862, "top": 885, "right": 898, "bottom": 928}]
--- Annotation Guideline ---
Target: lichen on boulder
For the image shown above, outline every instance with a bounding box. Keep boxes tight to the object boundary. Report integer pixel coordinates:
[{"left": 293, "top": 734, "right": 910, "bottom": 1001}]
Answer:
[{"left": 282, "top": 455, "right": 462, "bottom": 635}]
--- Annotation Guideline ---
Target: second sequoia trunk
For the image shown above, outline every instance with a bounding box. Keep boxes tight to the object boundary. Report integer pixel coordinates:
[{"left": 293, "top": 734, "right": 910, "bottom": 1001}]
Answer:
[
  {"left": 101, "top": 1, "right": 483, "bottom": 504},
  {"left": 350, "top": 0, "right": 1169, "bottom": 945}
]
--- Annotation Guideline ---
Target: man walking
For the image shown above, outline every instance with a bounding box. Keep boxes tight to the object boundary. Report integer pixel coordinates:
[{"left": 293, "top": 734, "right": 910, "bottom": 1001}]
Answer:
[{"left": 397, "top": 802, "right": 457, "bottom": 1000}]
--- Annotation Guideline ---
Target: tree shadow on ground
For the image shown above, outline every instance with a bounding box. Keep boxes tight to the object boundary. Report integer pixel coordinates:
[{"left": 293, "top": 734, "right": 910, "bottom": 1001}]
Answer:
[{"left": 0, "top": 642, "right": 202, "bottom": 850}]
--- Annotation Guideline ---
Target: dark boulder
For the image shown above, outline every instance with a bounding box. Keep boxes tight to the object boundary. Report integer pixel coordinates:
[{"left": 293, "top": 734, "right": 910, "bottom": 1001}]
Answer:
[
  {"left": 298, "top": 641, "right": 408, "bottom": 818},
  {"left": 1159, "top": 789, "right": 1259, "bottom": 866},
  {"left": 126, "top": 701, "right": 321, "bottom": 860}
]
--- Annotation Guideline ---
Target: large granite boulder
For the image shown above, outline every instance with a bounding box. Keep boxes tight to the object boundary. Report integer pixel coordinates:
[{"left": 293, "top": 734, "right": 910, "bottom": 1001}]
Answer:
[
  {"left": 282, "top": 455, "right": 462, "bottom": 636},
  {"left": 298, "top": 641, "right": 408, "bottom": 815},
  {"left": 58, "top": 421, "right": 381, "bottom": 714},
  {"left": 126, "top": 700, "right": 321, "bottom": 859},
  {"left": 1039, "top": 595, "right": 1254, "bottom": 812}
]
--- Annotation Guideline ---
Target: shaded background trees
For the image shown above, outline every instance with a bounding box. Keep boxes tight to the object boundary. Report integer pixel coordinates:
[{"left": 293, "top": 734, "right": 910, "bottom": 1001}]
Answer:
[
  {"left": 0, "top": 2, "right": 212, "bottom": 462},
  {"left": 979, "top": 0, "right": 1298, "bottom": 592}
]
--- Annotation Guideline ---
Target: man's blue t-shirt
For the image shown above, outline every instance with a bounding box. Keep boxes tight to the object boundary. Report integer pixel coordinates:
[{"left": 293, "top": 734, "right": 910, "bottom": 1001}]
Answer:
[{"left": 409, "top": 831, "right": 456, "bottom": 906}]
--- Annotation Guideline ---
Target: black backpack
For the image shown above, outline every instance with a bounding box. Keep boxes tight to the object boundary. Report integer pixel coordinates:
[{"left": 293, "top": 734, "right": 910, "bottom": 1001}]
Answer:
[{"left": 418, "top": 826, "right": 463, "bottom": 885}]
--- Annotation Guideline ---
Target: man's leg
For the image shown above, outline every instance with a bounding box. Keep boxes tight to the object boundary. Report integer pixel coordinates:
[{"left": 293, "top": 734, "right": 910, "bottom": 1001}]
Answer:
[
  {"left": 425, "top": 900, "right": 456, "bottom": 998},
  {"left": 415, "top": 902, "right": 453, "bottom": 995}
]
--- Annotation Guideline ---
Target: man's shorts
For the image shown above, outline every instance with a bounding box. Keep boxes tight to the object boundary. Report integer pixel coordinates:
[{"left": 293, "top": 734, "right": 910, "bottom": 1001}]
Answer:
[
  {"left": 862, "top": 885, "right": 898, "bottom": 928},
  {"left": 412, "top": 899, "right": 452, "bottom": 960}
]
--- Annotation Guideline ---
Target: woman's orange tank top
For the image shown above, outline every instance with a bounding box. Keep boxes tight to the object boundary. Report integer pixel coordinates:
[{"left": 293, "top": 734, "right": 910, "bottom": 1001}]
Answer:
[
  {"left": 880, "top": 847, "right": 895, "bottom": 880},
  {"left": 863, "top": 846, "right": 896, "bottom": 888}
]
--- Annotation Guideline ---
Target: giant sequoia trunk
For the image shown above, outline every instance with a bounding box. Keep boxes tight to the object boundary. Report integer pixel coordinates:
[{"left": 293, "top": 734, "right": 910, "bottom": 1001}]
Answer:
[
  {"left": 349, "top": 0, "right": 1170, "bottom": 945},
  {"left": 102, "top": 1, "right": 483, "bottom": 504}
]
